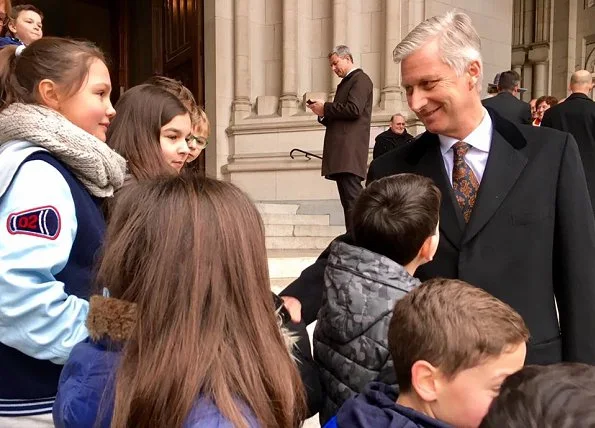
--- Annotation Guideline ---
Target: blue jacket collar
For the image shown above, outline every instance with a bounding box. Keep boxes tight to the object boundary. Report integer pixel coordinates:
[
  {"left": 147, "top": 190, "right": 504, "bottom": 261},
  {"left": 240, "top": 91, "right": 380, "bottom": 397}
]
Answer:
[{"left": 336, "top": 382, "right": 453, "bottom": 428}]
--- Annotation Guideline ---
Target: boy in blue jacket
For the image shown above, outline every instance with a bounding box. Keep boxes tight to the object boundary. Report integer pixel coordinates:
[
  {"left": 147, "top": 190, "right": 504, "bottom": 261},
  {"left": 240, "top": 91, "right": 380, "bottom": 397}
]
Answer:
[{"left": 325, "top": 278, "right": 529, "bottom": 428}]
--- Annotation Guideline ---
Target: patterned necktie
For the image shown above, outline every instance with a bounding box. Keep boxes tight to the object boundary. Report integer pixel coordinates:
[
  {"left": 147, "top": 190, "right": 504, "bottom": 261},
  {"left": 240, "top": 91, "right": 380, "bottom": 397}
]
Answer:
[{"left": 452, "top": 141, "right": 479, "bottom": 223}]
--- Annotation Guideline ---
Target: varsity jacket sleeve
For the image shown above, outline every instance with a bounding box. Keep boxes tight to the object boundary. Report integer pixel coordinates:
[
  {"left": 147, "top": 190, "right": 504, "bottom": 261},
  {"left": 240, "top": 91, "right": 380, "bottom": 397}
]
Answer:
[{"left": 0, "top": 160, "right": 89, "bottom": 364}]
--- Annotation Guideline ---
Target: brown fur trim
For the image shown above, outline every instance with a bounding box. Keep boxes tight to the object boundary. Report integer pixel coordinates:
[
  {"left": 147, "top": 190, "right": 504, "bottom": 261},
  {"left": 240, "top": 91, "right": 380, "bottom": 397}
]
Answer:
[{"left": 87, "top": 295, "right": 137, "bottom": 342}]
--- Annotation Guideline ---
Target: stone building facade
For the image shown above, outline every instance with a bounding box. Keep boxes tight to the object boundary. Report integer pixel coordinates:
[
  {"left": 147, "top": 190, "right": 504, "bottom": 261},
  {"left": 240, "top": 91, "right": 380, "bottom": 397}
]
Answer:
[
  {"left": 203, "top": 0, "right": 514, "bottom": 216},
  {"left": 512, "top": 0, "right": 595, "bottom": 101}
]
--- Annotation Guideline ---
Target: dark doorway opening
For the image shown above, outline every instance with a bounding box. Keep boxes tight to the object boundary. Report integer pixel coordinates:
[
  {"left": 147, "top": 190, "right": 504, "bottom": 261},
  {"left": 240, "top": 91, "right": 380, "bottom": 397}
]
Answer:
[{"left": 17, "top": 0, "right": 205, "bottom": 172}]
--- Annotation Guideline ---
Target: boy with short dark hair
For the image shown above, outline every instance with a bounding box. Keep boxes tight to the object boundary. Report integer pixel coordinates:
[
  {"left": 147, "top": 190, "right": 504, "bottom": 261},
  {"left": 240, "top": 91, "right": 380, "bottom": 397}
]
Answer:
[
  {"left": 313, "top": 173, "right": 441, "bottom": 423},
  {"left": 326, "top": 278, "right": 530, "bottom": 428},
  {"left": 480, "top": 363, "right": 595, "bottom": 428}
]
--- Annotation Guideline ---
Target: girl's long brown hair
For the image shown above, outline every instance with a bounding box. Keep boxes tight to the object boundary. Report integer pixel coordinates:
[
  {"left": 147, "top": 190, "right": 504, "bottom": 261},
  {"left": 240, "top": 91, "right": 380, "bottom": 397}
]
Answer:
[
  {"left": 96, "top": 173, "right": 306, "bottom": 428},
  {"left": 106, "top": 84, "right": 188, "bottom": 181}
]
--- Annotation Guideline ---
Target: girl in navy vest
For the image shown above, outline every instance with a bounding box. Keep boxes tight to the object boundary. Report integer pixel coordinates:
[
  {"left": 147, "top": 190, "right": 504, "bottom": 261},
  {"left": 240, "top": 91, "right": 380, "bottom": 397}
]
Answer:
[
  {"left": 0, "top": 38, "right": 126, "bottom": 425},
  {"left": 53, "top": 174, "right": 306, "bottom": 427}
]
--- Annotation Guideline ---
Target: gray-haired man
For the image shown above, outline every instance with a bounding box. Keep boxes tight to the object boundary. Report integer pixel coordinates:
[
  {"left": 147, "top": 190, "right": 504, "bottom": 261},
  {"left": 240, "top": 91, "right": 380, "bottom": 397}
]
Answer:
[{"left": 307, "top": 45, "right": 373, "bottom": 231}]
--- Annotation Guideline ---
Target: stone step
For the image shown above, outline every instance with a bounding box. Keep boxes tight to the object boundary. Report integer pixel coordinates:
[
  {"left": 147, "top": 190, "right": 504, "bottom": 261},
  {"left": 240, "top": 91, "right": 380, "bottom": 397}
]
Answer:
[
  {"left": 270, "top": 278, "right": 295, "bottom": 295},
  {"left": 294, "top": 224, "right": 345, "bottom": 237},
  {"left": 261, "top": 213, "right": 330, "bottom": 226},
  {"left": 266, "top": 236, "right": 333, "bottom": 250},
  {"left": 264, "top": 224, "right": 345, "bottom": 237},
  {"left": 256, "top": 203, "right": 299, "bottom": 215},
  {"left": 267, "top": 251, "right": 318, "bottom": 278},
  {"left": 265, "top": 224, "right": 294, "bottom": 237}
]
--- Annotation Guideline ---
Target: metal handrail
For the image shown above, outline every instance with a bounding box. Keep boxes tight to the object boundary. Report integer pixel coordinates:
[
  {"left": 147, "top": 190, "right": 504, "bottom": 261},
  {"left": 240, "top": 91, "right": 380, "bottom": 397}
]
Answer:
[{"left": 289, "top": 148, "right": 322, "bottom": 160}]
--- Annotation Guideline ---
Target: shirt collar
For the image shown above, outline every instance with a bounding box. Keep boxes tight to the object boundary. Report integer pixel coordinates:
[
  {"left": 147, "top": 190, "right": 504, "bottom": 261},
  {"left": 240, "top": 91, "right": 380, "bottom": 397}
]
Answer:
[
  {"left": 344, "top": 67, "right": 358, "bottom": 77},
  {"left": 439, "top": 108, "right": 493, "bottom": 155}
]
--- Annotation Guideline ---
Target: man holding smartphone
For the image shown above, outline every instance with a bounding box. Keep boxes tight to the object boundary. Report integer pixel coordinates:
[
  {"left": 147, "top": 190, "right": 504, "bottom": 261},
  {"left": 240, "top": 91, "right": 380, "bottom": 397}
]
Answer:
[{"left": 307, "top": 45, "right": 373, "bottom": 231}]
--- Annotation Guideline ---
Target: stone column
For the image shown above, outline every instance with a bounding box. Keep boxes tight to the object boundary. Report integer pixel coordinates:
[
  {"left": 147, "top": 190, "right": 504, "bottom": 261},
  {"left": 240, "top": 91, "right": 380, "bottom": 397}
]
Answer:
[
  {"left": 232, "top": 0, "right": 251, "bottom": 122},
  {"left": 330, "top": 0, "right": 348, "bottom": 99},
  {"left": 533, "top": 62, "right": 548, "bottom": 99},
  {"left": 380, "top": 0, "right": 404, "bottom": 112},
  {"left": 522, "top": 63, "right": 533, "bottom": 101},
  {"left": 280, "top": 0, "right": 299, "bottom": 116},
  {"left": 523, "top": 0, "right": 535, "bottom": 45}
]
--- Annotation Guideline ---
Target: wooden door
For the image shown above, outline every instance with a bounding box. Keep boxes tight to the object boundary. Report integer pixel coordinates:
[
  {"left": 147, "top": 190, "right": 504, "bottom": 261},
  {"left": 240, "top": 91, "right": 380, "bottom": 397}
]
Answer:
[{"left": 152, "top": 0, "right": 206, "bottom": 173}]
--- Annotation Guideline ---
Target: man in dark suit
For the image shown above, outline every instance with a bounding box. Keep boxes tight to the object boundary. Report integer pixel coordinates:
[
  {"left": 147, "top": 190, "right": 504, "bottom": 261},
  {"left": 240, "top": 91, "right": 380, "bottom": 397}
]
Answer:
[
  {"left": 482, "top": 70, "right": 532, "bottom": 125},
  {"left": 373, "top": 113, "right": 414, "bottom": 159},
  {"left": 282, "top": 11, "right": 595, "bottom": 366},
  {"left": 307, "top": 45, "right": 373, "bottom": 231},
  {"left": 542, "top": 70, "right": 595, "bottom": 214}
]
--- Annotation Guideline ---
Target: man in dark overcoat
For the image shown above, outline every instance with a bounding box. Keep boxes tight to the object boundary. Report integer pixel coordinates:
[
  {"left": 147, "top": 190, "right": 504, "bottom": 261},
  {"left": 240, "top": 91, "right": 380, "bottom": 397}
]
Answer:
[
  {"left": 283, "top": 12, "right": 595, "bottom": 366},
  {"left": 307, "top": 45, "right": 373, "bottom": 230},
  {"left": 542, "top": 70, "right": 595, "bottom": 214}
]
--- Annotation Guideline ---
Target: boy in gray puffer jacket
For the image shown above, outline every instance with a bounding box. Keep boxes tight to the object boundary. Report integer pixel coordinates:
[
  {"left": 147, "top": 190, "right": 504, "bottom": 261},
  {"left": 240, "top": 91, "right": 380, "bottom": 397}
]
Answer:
[{"left": 313, "top": 173, "right": 441, "bottom": 424}]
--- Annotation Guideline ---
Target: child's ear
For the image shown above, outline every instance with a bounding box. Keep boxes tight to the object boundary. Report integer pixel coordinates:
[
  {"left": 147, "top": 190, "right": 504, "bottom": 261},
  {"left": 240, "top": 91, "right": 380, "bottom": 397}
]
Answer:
[
  {"left": 7, "top": 20, "right": 17, "bottom": 36},
  {"left": 411, "top": 360, "right": 439, "bottom": 402},
  {"left": 418, "top": 234, "right": 437, "bottom": 263},
  {"left": 37, "top": 79, "right": 61, "bottom": 111}
]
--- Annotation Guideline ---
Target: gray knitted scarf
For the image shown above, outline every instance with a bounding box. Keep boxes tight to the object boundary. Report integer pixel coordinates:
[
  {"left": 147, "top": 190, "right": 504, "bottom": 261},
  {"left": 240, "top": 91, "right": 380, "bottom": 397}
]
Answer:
[{"left": 0, "top": 103, "right": 126, "bottom": 197}]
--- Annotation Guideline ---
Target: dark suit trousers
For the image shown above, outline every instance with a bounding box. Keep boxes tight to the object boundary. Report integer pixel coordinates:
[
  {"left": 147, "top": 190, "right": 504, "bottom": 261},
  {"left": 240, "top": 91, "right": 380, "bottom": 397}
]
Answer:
[{"left": 334, "top": 173, "right": 363, "bottom": 231}]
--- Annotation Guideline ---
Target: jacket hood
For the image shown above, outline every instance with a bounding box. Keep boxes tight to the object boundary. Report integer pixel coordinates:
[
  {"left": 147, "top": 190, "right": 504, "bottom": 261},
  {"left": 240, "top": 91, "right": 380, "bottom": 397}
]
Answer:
[
  {"left": 335, "top": 382, "right": 452, "bottom": 428},
  {"left": 322, "top": 241, "right": 420, "bottom": 343}
]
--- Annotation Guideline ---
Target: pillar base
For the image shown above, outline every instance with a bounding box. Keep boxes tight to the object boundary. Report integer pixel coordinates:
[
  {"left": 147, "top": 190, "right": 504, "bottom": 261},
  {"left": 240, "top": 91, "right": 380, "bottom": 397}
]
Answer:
[
  {"left": 279, "top": 94, "right": 299, "bottom": 117},
  {"left": 379, "top": 88, "right": 406, "bottom": 113},
  {"left": 232, "top": 99, "right": 252, "bottom": 122}
]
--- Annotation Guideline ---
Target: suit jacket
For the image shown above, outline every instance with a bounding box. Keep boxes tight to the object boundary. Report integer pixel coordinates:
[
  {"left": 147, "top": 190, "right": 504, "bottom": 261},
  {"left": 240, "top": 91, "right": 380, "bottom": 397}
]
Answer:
[
  {"left": 319, "top": 69, "right": 373, "bottom": 180},
  {"left": 282, "top": 110, "right": 595, "bottom": 366},
  {"left": 373, "top": 129, "right": 414, "bottom": 159},
  {"left": 482, "top": 92, "right": 532, "bottom": 125},
  {"left": 541, "top": 93, "right": 595, "bottom": 214}
]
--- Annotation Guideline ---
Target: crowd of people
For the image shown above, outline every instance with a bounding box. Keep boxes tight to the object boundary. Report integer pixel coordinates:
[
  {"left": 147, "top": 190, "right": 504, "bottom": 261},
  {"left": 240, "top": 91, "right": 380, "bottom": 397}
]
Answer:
[{"left": 0, "top": 3, "right": 595, "bottom": 428}]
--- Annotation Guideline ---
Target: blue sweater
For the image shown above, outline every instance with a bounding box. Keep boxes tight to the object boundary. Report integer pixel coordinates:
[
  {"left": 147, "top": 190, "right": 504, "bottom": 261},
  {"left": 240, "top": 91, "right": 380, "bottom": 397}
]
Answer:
[
  {"left": 0, "top": 152, "right": 103, "bottom": 415},
  {"left": 53, "top": 337, "right": 260, "bottom": 427}
]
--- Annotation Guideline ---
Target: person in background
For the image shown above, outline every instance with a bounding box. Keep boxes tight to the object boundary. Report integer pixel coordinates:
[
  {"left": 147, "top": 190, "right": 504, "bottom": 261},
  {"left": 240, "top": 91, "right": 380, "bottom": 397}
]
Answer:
[
  {"left": 0, "top": 4, "right": 42, "bottom": 48},
  {"left": 144, "top": 75, "right": 209, "bottom": 172},
  {"left": 482, "top": 70, "right": 531, "bottom": 125},
  {"left": 541, "top": 70, "right": 595, "bottom": 215},
  {"left": 307, "top": 45, "right": 373, "bottom": 232},
  {"left": 373, "top": 113, "right": 414, "bottom": 159},
  {"left": 53, "top": 174, "right": 306, "bottom": 427},
  {"left": 106, "top": 84, "right": 192, "bottom": 183},
  {"left": 529, "top": 98, "right": 537, "bottom": 121},
  {"left": 0, "top": 38, "right": 125, "bottom": 426},
  {"left": 532, "top": 95, "right": 558, "bottom": 126}
]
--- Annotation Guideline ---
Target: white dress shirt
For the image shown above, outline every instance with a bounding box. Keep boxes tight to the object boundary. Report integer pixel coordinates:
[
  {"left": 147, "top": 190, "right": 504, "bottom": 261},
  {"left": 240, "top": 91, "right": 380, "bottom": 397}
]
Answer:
[{"left": 439, "top": 108, "right": 493, "bottom": 184}]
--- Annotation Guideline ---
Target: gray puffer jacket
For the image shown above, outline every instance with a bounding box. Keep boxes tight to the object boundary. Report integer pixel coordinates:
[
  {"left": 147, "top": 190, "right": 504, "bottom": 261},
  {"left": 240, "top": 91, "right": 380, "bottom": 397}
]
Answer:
[{"left": 313, "top": 240, "right": 420, "bottom": 424}]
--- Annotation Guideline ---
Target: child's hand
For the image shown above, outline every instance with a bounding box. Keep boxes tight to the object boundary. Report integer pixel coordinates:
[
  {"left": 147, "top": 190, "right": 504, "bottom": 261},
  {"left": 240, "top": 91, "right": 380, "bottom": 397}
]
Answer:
[{"left": 281, "top": 296, "right": 302, "bottom": 323}]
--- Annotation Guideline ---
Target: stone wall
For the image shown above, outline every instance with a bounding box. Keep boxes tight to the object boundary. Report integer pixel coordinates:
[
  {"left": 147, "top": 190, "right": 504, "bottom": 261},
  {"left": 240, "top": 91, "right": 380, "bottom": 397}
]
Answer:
[
  {"left": 512, "top": 0, "right": 595, "bottom": 101},
  {"left": 203, "top": 0, "right": 514, "bottom": 204}
]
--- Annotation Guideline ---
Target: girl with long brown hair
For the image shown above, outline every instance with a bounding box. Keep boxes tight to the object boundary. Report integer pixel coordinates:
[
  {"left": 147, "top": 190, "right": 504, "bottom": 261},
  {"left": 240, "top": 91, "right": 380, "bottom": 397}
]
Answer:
[
  {"left": 145, "top": 75, "right": 210, "bottom": 174},
  {"left": 53, "top": 173, "right": 306, "bottom": 427},
  {"left": 106, "top": 83, "right": 193, "bottom": 182}
]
